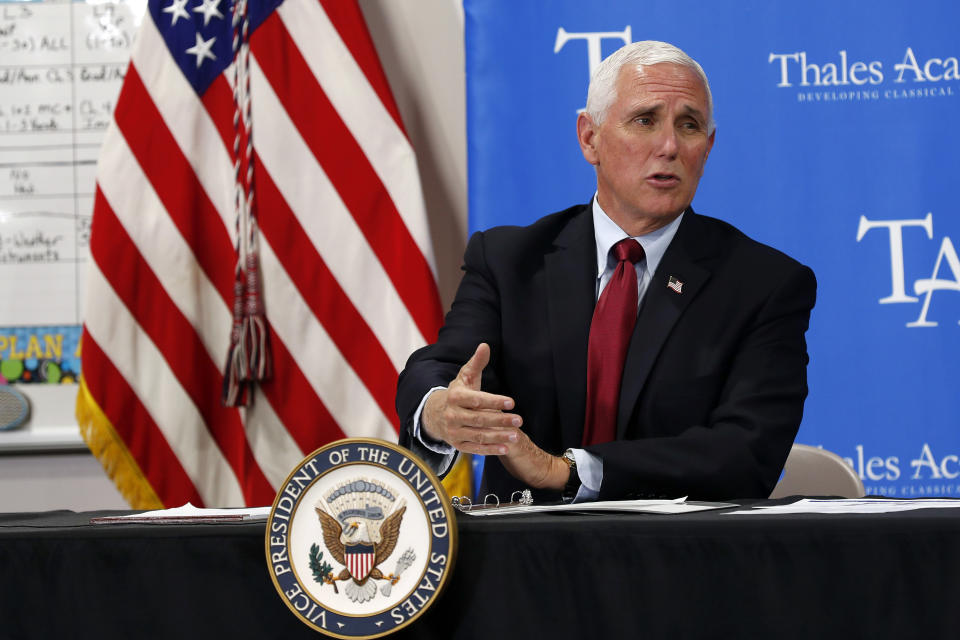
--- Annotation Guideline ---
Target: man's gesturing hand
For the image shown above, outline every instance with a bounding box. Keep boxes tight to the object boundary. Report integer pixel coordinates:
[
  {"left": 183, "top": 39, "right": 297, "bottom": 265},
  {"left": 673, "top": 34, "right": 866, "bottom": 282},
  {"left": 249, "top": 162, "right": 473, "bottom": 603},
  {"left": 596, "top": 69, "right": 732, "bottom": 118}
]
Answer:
[{"left": 421, "top": 343, "right": 522, "bottom": 455}]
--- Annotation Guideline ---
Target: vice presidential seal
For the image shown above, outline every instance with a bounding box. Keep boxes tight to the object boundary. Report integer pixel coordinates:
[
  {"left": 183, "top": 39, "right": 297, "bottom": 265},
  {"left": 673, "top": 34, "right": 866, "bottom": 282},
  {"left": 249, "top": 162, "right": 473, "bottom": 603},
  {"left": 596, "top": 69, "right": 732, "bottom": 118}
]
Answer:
[{"left": 265, "top": 439, "right": 457, "bottom": 638}]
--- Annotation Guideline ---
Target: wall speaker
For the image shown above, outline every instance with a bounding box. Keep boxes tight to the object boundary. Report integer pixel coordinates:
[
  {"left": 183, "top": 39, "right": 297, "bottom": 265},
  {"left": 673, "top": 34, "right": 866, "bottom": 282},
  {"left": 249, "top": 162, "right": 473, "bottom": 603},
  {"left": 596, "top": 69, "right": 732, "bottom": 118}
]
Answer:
[{"left": 0, "top": 386, "right": 29, "bottom": 431}]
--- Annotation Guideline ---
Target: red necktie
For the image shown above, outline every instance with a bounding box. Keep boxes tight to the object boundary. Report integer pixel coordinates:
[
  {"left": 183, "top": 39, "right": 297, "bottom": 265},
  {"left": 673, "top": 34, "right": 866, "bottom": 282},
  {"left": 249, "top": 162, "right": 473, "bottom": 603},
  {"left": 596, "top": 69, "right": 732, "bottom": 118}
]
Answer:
[{"left": 582, "top": 238, "right": 644, "bottom": 446}]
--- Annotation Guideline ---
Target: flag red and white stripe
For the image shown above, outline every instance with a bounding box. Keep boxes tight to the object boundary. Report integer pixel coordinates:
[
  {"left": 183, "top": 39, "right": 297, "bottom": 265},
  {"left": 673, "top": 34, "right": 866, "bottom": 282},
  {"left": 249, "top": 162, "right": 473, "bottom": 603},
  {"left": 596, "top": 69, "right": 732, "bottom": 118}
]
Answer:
[{"left": 77, "top": 0, "right": 441, "bottom": 508}]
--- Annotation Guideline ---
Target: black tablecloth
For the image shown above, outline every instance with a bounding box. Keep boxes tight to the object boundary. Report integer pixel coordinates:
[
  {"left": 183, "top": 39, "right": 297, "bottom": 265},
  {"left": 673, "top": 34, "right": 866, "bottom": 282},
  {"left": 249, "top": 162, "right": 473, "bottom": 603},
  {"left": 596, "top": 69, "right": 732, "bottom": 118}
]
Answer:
[{"left": 2, "top": 500, "right": 959, "bottom": 639}]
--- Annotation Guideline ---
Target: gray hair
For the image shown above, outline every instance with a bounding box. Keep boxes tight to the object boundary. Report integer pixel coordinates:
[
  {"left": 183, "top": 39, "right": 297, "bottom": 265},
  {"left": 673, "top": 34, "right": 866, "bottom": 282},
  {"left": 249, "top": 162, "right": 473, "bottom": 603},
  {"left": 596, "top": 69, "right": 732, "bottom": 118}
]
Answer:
[{"left": 585, "top": 40, "right": 715, "bottom": 134}]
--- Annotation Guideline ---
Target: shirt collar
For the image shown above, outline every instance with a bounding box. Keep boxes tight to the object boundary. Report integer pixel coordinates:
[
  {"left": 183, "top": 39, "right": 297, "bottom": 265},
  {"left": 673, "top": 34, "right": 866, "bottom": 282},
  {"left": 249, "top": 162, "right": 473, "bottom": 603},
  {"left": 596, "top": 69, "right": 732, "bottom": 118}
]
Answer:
[{"left": 591, "top": 195, "right": 684, "bottom": 278}]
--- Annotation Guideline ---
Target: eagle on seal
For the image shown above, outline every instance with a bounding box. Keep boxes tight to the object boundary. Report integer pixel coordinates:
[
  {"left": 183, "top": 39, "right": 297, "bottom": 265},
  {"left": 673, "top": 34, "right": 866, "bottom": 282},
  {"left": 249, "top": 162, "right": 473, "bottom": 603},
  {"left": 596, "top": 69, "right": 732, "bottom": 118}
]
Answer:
[{"left": 315, "top": 503, "right": 406, "bottom": 602}]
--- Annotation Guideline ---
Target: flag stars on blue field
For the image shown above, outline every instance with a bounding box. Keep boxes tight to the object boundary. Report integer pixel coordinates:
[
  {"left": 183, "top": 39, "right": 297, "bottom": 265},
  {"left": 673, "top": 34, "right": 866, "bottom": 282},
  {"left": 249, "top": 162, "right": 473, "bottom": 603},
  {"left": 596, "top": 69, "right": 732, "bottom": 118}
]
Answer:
[
  {"left": 193, "top": 0, "right": 224, "bottom": 27},
  {"left": 157, "top": 0, "right": 228, "bottom": 74},
  {"left": 161, "top": 0, "right": 190, "bottom": 26},
  {"left": 162, "top": 0, "right": 223, "bottom": 27},
  {"left": 153, "top": 0, "right": 251, "bottom": 93},
  {"left": 186, "top": 31, "right": 218, "bottom": 68}
]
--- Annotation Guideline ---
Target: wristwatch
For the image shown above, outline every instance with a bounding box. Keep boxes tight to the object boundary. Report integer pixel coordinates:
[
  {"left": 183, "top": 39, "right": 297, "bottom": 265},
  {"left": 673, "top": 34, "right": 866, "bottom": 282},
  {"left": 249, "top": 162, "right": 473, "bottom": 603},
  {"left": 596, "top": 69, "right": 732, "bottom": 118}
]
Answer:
[{"left": 561, "top": 448, "right": 581, "bottom": 500}]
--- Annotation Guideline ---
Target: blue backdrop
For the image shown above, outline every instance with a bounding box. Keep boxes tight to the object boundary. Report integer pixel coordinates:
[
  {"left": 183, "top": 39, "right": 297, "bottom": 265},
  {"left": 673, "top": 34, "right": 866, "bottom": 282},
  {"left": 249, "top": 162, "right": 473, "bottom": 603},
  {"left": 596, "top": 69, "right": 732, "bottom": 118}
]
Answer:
[{"left": 465, "top": 0, "right": 960, "bottom": 497}]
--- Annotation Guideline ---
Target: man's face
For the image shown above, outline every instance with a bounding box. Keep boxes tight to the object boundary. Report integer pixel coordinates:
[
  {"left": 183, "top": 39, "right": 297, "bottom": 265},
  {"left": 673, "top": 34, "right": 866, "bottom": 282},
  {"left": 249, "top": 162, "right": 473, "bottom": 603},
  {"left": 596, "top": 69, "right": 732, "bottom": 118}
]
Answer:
[{"left": 578, "top": 63, "right": 715, "bottom": 233}]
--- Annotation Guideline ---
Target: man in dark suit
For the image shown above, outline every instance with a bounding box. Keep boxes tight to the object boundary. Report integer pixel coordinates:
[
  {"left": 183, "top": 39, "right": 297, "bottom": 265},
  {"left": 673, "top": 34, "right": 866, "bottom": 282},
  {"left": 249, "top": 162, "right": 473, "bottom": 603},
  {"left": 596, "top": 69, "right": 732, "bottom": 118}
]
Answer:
[{"left": 396, "top": 41, "right": 816, "bottom": 502}]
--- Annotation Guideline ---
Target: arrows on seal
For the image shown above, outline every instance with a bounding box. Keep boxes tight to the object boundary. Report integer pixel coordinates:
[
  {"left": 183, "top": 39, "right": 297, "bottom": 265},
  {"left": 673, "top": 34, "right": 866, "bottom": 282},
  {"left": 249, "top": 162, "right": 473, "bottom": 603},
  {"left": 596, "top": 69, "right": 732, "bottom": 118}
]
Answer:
[{"left": 380, "top": 548, "right": 416, "bottom": 597}]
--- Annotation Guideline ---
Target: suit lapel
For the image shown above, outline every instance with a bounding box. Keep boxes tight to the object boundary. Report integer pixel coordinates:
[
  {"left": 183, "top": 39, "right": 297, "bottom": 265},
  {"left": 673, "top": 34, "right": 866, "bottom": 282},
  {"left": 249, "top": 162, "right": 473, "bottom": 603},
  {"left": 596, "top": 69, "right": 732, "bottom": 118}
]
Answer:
[
  {"left": 545, "top": 206, "right": 596, "bottom": 448},
  {"left": 616, "top": 212, "right": 716, "bottom": 438}
]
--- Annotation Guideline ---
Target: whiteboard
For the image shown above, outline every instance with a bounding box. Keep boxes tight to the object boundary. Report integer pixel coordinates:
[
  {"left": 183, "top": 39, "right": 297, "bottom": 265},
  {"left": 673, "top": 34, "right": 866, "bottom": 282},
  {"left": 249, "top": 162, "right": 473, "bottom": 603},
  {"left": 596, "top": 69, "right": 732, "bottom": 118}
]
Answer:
[{"left": 0, "top": 0, "right": 147, "bottom": 451}]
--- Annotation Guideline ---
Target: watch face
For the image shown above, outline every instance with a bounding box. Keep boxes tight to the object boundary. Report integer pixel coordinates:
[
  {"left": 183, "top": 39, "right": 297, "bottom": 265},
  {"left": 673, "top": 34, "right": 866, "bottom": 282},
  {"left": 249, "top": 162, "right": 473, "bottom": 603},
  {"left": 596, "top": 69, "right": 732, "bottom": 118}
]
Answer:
[{"left": 562, "top": 449, "right": 581, "bottom": 500}]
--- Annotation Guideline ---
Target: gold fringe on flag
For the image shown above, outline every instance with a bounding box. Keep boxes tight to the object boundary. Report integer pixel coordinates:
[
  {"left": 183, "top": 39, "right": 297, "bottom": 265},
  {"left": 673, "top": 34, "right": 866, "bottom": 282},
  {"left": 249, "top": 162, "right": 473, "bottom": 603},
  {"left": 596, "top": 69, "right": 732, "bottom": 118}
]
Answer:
[{"left": 76, "top": 377, "right": 163, "bottom": 510}]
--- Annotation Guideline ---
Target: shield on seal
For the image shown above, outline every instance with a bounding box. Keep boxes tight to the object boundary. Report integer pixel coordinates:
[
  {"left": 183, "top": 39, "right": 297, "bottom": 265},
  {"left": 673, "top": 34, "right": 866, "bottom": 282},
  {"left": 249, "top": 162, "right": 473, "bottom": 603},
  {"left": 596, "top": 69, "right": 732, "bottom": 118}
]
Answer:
[{"left": 345, "top": 543, "right": 376, "bottom": 581}]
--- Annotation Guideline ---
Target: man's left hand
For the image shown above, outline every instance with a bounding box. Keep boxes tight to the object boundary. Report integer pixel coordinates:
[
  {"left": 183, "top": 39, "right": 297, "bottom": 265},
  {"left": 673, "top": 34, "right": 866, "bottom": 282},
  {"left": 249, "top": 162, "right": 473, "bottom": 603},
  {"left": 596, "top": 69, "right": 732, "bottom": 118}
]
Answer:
[{"left": 499, "top": 430, "right": 569, "bottom": 490}]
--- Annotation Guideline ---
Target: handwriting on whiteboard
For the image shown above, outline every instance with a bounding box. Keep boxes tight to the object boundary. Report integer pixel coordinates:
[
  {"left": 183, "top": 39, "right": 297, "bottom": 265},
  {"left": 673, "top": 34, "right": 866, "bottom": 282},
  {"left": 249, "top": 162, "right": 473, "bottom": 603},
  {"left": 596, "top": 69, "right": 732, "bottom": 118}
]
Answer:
[{"left": 0, "top": 0, "right": 146, "bottom": 328}]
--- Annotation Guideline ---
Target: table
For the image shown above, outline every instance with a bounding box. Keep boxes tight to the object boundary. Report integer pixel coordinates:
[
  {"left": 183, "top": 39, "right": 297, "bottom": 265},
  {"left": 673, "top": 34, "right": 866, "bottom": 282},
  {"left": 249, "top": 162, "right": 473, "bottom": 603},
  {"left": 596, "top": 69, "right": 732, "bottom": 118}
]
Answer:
[{"left": 2, "top": 500, "right": 958, "bottom": 639}]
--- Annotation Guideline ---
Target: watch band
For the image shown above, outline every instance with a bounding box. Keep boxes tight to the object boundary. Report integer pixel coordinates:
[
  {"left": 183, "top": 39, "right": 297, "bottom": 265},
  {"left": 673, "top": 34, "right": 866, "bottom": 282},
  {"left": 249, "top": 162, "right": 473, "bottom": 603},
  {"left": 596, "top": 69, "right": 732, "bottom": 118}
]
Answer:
[{"left": 562, "top": 448, "right": 581, "bottom": 500}]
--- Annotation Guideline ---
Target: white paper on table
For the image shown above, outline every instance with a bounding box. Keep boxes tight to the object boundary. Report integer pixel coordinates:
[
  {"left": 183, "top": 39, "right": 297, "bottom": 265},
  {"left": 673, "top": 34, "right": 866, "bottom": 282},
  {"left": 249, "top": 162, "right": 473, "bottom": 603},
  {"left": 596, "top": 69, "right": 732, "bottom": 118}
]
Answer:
[
  {"left": 723, "top": 498, "right": 960, "bottom": 516},
  {"left": 90, "top": 503, "right": 271, "bottom": 524},
  {"left": 460, "top": 497, "right": 735, "bottom": 516}
]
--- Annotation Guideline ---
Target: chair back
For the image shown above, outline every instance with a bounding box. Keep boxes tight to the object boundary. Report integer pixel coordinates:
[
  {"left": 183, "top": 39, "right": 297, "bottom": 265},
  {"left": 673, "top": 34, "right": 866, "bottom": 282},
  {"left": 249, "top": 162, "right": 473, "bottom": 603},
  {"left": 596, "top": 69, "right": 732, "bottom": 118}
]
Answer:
[{"left": 769, "top": 443, "right": 866, "bottom": 498}]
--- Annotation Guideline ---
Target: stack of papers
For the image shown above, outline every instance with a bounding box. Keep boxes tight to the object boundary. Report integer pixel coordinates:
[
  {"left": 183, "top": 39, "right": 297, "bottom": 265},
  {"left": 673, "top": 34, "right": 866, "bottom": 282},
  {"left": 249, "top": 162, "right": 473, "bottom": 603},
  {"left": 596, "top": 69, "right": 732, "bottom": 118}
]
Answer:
[
  {"left": 725, "top": 498, "right": 960, "bottom": 516},
  {"left": 90, "top": 503, "right": 271, "bottom": 525},
  {"left": 460, "top": 497, "right": 735, "bottom": 516}
]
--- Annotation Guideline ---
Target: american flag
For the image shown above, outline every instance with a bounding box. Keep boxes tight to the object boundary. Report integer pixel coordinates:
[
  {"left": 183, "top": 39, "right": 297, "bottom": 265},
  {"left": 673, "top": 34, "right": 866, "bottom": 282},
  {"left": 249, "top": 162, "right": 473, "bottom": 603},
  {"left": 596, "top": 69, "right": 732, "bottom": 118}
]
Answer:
[
  {"left": 667, "top": 275, "right": 683, "bottom": 294},
  {"left": 76, "top": 0, "right": 442, "bottom": 508}
]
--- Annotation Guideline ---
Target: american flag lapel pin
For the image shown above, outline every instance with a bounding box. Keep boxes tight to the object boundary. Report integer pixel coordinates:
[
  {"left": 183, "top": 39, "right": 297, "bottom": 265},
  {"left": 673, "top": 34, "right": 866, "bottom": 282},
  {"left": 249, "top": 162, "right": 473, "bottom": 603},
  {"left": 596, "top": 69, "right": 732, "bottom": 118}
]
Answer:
[{"left": 667, "top": 276, "right": 684, "bottom": 294}]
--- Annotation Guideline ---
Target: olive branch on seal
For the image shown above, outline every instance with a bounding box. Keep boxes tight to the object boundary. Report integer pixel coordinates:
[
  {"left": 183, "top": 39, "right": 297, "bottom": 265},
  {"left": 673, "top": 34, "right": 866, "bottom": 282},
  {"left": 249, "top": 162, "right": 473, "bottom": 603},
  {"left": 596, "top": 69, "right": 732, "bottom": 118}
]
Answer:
[{"left": 309, "top": 543, "right": 338, "bottom": 593}]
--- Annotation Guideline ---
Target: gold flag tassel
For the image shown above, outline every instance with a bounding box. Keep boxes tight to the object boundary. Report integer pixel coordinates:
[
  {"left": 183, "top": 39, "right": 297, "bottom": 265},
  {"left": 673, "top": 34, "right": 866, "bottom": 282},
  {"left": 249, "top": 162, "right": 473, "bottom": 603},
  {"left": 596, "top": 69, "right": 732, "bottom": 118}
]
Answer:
[{"left": 76, "top": 376, "right": 163, "bottom": 509}]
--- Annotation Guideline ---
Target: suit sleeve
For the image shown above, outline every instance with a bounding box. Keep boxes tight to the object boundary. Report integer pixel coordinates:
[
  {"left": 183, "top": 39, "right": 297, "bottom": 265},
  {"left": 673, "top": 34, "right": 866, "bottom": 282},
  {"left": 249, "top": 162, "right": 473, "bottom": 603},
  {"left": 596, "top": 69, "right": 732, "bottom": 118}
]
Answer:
[
  {"left": 587, "top": 263, "right": 817, "bottom": 501},
  {"left": 395, "top": 231, "right": 505, "bottom": 474}
]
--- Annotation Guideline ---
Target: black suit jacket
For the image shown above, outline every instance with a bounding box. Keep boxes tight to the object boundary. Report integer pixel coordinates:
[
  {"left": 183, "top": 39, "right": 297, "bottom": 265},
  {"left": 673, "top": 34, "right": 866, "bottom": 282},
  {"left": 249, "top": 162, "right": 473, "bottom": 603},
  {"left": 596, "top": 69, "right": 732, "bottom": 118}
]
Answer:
[{"left": 396, "top": 204, "right": 817, "bottom": 501}]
